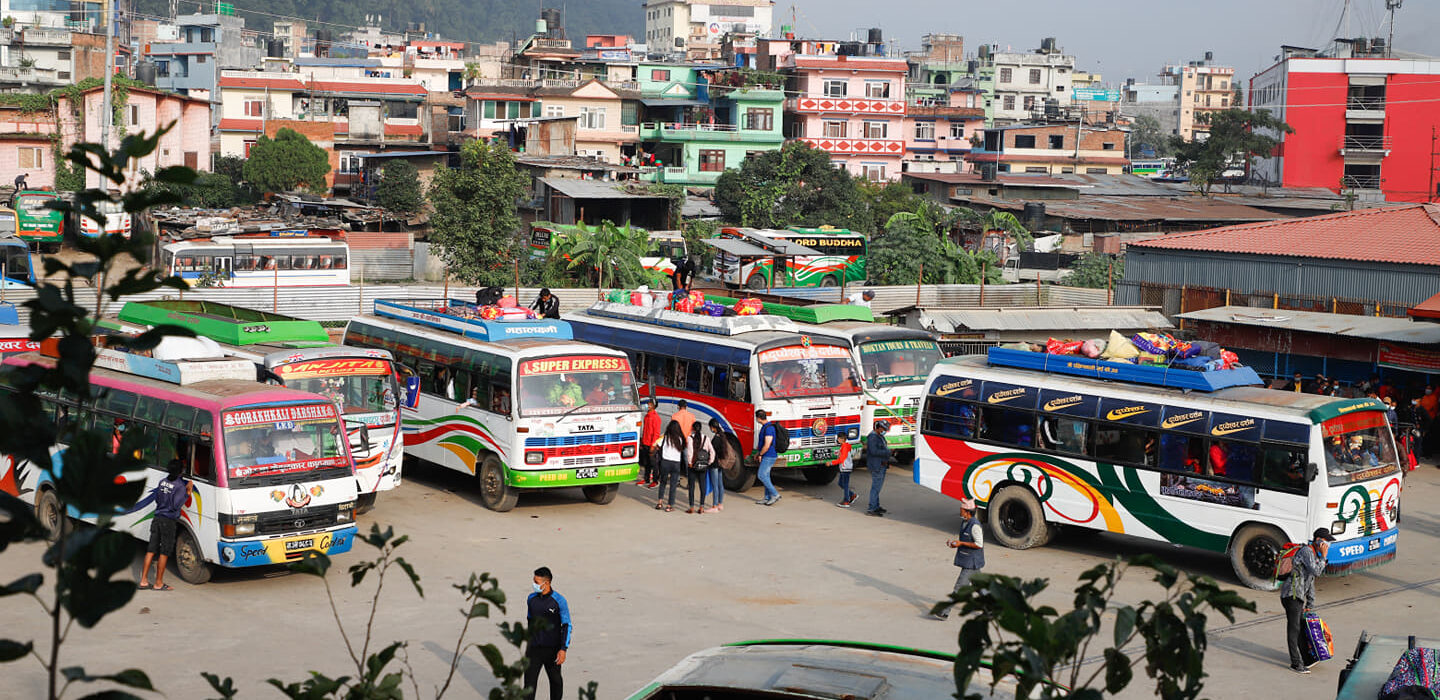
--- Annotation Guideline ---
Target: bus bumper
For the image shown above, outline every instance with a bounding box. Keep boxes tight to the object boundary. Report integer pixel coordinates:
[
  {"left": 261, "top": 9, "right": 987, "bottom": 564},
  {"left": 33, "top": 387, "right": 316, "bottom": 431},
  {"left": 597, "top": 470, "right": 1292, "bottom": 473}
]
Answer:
[
  {"left": 777, "top": 448, "right": 845, "bottom": 469},
  {"left": 1325, "top": 529, "right": 1398, "bottom": 575},
  {"left": 508, "top": 463, "right": 639, "bottom": 489},
  {"left": 216, "top": 525, "right": 358, "bottom": 568}
]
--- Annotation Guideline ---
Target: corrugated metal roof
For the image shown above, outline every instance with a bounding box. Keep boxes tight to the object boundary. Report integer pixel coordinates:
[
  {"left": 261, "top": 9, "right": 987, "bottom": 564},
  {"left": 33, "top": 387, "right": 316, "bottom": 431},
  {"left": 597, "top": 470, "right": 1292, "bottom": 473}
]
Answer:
[
  {"left": 965, "top": 195, "right": 1286, "bottom": 223},
  {"left": 539, "top": 178, "right": 668, "bottom": 199},
  {"left": 1130, "top": 204, "right": 1440, "bottom": 266},
  {"left": 1178, "top": 305, "right": 1440, "bottom": 343},
  {"left": 918, "top": 306, "right": 1173, "bottom": 333}
]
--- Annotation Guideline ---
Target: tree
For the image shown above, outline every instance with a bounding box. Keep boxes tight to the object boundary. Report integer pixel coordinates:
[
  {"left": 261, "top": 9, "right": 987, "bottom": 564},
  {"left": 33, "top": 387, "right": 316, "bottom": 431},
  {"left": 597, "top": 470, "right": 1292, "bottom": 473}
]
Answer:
[
  {"left": 1171, "top": 109, "right": 1293, "bottom": 196},
  {"left": 714, "top": 141, "right": 870, "bottom": 231},
  {"left": 871, "top": 210, "right": 1004, "bottom": 286},
  {"left": 940, "top": 556, "right": 1255, "bottom": 700},
  {"left": 956, "top": 207, "right": 1034, "bottom": 253},
  {"left": 561, "top": 220, "right": 651, "bottom": 291},
  {"left": 1129, "top": 115, "right": 1172, "bottom": 158},
  {"left": 861, "top": 181, "right": 925, "bottom": 233},
  {"left": 427, "top": 140, "right": 529, "bottom": 286},
  {"left": 211, "top": 154, "right": 259, "bottom": 203},
  {"left": 376, "top": 160, "right": 423, "bottom": 214},
  {"left": 1067, "top": 251, "right": 1122, "bottom": 290},
  {"left": 243, "top": 127, "right": 331, "bottom": 193}
]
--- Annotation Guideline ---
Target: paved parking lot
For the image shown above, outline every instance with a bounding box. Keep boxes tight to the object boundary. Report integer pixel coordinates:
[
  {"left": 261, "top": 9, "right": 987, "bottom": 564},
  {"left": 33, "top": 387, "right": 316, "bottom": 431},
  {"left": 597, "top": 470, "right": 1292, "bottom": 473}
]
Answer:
[{"left": 4, "top": 462, "right": 1439, "bottom": 699}]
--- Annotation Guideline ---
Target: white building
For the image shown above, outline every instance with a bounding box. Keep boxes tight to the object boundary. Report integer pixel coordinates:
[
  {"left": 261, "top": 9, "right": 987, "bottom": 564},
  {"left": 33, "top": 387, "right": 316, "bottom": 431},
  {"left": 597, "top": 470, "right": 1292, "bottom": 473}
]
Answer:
[
  {"left": 977, "top": 40, "right": 1076, "bottom": 126},
  {"left": 643, "top": 0, "right": 773, "bottom": 60}
]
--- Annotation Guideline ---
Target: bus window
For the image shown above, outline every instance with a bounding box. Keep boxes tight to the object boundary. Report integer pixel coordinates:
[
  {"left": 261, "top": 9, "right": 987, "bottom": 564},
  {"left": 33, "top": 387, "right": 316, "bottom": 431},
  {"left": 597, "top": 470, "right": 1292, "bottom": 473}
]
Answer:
[
  {"left": 187, "top": 437, "right": 216, "bottom": 481},
  {"left": 97, "top": 387, "right": 138, "bottom": 417},
  {"left": 669, "top": 359, "right": 687, "bottom": 389},
  {"left": 981, "top": 406, "right": 1031, "bottom": 446},
  {"left": 1260, "top": 445, "right": 1308, "bottom": 492},
  {"left": 728, "top": 367, "right": 749, "bottom": 402},
  {"left": 1158, "top": 434, "right": 1205, "bottom": 473},
  {"left": 333, "top": 256, "right": 347, "bottom": 270},
  {"left": 1321, "top": 415, "right": 1399, "bottom": 485},
  {"left": 685, "top": 362, "right": 702, "bottom": 393},
  {"left": 1093, "top": 425, "right": 1156, "bottom": 466},
  {"left": 699, "top": 365, "right": 716, "bottom": 396},
  {"left": 1038, "top": 416, "right": 1089, "bottom": 455},
  {"left": 923, "top": 396, "right": 976, "bottom": 438},
  {"left": 1208, "top": 440, "right": 1258, "bottom": 481}
]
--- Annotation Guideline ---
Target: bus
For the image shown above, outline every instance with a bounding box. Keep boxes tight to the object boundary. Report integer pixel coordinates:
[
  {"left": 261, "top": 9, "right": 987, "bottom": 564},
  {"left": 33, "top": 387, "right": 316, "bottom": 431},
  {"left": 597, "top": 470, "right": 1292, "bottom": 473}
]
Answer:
[
  {"left": 344, "top": 299, "right": 642, "bottom": 512},
  {"left": 914, "top": 348, "right": 1401, "bottom": 589},
  {"left": 563, "top": 300, "right": 865, "bottom": 490},
  {"left": 161, "top": 236, "right": 350, "bottom": 288},
  {"left": 79, "top": 200, "right": 133, "bottom": 239},
  {"left": 1, "top": 232, "right": 35, "bottom": 287},
  {"left": 12, "top": 190, "right": 62, "bottom": 249},
  {"left": 713, "top": 226, "right": 866, "bottom": 290},
  {"left": 113, "top": 300, "right": 406, "bottom": 513},
  {"left": 0, "top": 347, "right": 360, "bottom": 584}
]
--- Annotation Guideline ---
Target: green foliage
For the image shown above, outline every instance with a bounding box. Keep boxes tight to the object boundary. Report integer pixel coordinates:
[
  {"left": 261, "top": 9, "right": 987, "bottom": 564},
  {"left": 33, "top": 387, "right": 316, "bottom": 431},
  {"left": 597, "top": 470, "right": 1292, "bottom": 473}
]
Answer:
[
  {"left": 376, "top": 160, "right": 423, "bottom": 214},
  {"left": 244, "top": 127, "right": 332, "bottom": 194},
  {"left": 684, "top": 218, "right": 717, "bottom": 270},
  {"left": 212, "top": 154, "right": 260, "bottom": 204},
  {"left": 1171, "top": 109, "right": 1293, "bottom": 196},
  {"left": 562, "top": 221, "right": 651, "bottom": 290},
  {"left": 1129, "top": 115, "right": 1173, "bottom": 158},
  {"left": 871, "top": 208, "right": 1004, "bottom": 286},
  {"left": 427, "top": 140, "right": 529, "bottom": 286},
  {"left": 861, "top": 181, "right": 925, "bottom": 233},
  {"left": 938, "top": 555, "right": 1255, "bottom": 700},
  {"left": 955, "top": 207, "right": 1033, "bottom": 253},
  {"left": 1067, "top": 252, "right": 1122, "bottom": 290},
  {"left": 714, "top": 141, "right": 870, "bottom": 232},
  {"left": 646, "top": 183, "right": 684, "bottom": 228},
  {"left": 137, "top": 168, "right": 247, "bottom": 209}
]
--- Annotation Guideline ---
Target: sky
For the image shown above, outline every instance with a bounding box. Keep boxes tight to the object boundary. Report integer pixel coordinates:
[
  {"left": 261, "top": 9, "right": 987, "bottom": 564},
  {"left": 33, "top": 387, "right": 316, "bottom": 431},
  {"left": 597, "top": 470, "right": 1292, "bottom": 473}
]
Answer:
[{"left": 782, "top": 0, "right": 1440, "bottom": 85}]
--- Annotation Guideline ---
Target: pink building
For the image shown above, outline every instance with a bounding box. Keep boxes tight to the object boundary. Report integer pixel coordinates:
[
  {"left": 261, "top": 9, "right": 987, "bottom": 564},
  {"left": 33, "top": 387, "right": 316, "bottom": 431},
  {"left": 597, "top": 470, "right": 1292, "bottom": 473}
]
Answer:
[
  {"left": 782, "top": 52, "right": 909, "bottom": 181},
  {"left": 902, "top": 86, "right": 986, "bottom": 174}
]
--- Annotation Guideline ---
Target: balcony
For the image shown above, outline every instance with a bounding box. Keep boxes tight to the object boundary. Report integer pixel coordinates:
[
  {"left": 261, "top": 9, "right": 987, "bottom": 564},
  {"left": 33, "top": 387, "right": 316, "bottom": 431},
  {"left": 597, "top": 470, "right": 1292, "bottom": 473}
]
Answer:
[
  {"left": 798, "top": 136, "right": 905, "bottom": 157},
  {"left": 1342, "top": 174, "right": 1381, "bottom": 190},
  {"left": 1345, "top": 96, "right": 1386, "bottom": 122},
  {"left": 788, "top": 96, "right": 907, "bottom": 116},
  {"left": 637, "top": 166, "right": 721, "bottom": 186},
  {"left": 641, "top": 121, "right": 776, "bottom": 143},
  {"left": 1339, "top": 134, "right": 1391, "bottom": 160}
]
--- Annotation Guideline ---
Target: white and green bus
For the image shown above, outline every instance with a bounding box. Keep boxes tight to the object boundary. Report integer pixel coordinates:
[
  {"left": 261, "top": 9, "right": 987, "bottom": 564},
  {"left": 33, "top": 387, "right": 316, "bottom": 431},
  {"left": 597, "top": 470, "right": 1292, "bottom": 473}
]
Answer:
[{"left": 915, "top": 348, "right": 1401, "bottom": 589}]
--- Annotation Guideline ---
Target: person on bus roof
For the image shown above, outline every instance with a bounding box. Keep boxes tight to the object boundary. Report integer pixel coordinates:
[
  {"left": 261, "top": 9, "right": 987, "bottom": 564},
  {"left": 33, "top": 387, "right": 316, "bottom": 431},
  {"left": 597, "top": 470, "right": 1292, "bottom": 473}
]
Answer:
[
  {"left": 847, "top": 289, "right": 876, "bottom": 308},
  {"left": 532, "top": 288, "right": 561, "bottom": 319}
]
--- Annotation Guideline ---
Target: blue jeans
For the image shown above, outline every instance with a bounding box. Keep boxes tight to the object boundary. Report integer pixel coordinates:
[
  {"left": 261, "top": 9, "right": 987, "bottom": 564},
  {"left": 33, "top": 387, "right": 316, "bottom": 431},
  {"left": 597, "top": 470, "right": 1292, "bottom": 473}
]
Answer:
[
  {"left": 707, "top": 466, "right": 725, "bottom": 506},
  {"left": 868, "top": 465, "right": 887, "bottom": 512},
  {"left": 838, "top": 470, "right": 855, "bottom": 502},
  {"left": 757, "top": 454, "right": 778, "bottom": 500}
]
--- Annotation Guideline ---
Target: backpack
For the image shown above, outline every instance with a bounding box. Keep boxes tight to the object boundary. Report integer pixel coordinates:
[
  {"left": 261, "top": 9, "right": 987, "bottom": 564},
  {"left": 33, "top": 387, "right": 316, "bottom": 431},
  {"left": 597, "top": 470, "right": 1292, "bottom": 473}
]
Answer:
[
  {"left": 1273, "top": 542, "right": 1306, "bottom": 582},
  {"left": 691, "top": 433, "right": 714, "bottom": 471},
  {"left": 771, "top": 423, "right": 790, "bottom": 454}
]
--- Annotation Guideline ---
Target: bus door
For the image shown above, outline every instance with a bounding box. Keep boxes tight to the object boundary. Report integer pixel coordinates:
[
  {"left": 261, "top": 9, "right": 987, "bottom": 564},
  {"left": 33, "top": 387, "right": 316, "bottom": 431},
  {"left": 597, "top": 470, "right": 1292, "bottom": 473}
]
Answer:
[{"left": 214, "top": 256, "right": 233, "bottom": 280}]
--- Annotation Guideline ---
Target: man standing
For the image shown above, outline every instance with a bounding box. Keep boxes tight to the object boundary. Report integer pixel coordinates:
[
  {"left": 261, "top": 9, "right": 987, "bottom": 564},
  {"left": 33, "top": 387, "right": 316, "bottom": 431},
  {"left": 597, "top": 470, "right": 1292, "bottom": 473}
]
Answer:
[
  {"left": 138, "top": 460, "right": 192, "bottom": 591},
  {"left": 638, "top": 398, "right": 661, "bottom": 488},
  {"left": 847, "top": 289, "right": 876, "bottom": 308},
  {"left": 753, "top": 409, "right": 780, "bottom": 505},
  {"left": 524, "top": 566, "right": 571, "bottom": 700},
  {"left": 671, "top": 399, "right": 696, "bottom": 437},
  {"left": 864, "top": 420, "right": 892, "bottom": 517},
  {"left": 1281, "top": 528, "right": 1334, "bottom": 674},
  {"left": 934, "top": 497, "right": 985, "bottom": 620}
]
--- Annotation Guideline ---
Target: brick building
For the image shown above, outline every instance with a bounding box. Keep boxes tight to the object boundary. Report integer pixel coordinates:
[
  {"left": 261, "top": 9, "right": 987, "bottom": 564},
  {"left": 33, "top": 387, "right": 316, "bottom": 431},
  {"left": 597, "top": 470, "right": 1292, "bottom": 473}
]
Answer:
[{"left": 966, "top": 123, "right": 1128, "bottom": 175}]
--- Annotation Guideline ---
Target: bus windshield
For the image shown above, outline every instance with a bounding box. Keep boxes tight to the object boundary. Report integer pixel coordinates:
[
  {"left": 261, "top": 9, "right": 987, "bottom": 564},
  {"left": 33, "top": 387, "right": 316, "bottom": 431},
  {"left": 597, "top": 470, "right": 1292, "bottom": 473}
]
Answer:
[
  {"left": 15, "top": 194, "right": 55, "bottom": 214},
  {"left": 273, "top": 358, "right": 399, "bottom": 416},
  {"left": 858, "top": 339, "right": 943, "bottom": 388},
  {"left": 222, "top": 404, "right": 350, "bottom": 485},
  {"left": 1321, "top": 412, "right": 1400, "bottom": 486},
  {"left": 758, "top": 344, "right": 861, "bottom": 399},
  {"left": 518, "top": 355, "right": 638, "bottom": 417},
  {"left": 2, "top": 245, "right": 31, "bottom": 280}
]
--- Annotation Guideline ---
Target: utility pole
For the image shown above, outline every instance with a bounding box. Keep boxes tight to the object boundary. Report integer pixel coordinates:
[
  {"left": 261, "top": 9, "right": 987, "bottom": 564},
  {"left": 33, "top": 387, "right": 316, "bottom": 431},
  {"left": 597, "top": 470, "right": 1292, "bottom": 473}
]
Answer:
[
  {"left": 101, "top": 0, "right": 115, "bottom": 156},
  {"left": 1386, "top": 0, "right": 1403, "bottom": 57}
]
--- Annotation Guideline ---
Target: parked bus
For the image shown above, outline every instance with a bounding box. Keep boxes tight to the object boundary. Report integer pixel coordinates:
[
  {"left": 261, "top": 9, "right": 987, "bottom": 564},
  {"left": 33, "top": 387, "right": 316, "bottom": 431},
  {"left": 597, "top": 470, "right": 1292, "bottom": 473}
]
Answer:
[
  {"left": 915, "top": 348, "right": 1401, "bottom": 589},
  {"left": 79, "top": 199, "right": 133, "bottom": 239},
  {"left": 344, "top": 299, "right": 642, "bottom": 511},
  {"left": 161, "top": 236, "right": 350, "bottom": 288},
  {"left": 114, "top": 300, "right": 406, "bottom": 512},
  {"left": 713, "top": 226, "right": 866, "bottom": 290},
  {"left": 564, "top": 301, "right": 865, "bottom": 490},
  {"left": 1, "top": 232, "right": 35, "bottom": 287},
  {"left": 0, "top": 347, "right": 360, "bottom": 584},
  {"left": 12, "top": 190, "right": 62, "bottom": 249}
]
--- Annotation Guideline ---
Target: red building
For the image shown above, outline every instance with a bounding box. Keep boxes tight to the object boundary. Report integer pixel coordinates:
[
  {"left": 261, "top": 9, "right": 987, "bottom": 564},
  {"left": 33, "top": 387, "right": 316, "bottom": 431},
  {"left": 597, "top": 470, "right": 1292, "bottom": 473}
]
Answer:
[{"left": 1250, "top": 41, "right": 1440, "bottom": 203}]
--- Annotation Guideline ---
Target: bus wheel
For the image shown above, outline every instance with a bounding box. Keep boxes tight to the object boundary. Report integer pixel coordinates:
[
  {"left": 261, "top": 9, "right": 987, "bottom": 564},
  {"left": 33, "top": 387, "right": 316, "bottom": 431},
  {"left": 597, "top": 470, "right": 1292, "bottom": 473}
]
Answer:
[
  {"left": 35, "top": 489, "right": 68, "bottom": 543},
  {"left": 1230, "top": 524, "right": 1287, "bottom": 591},
  {"left": 987, "top": 487, "right": 1054, "bottom": 549},
  {"left": 802, "top": 465, "right": 839, "bottom": 485},
  {"left": 722, "top": 443, "right": 755, "bottom": 491},
  {"left": 478, "top": 456, "right": 518, "bottom": 512},
  {"left": 746, "top": 274, "right": 768, "bottom": 290},
  {"left": 173, "top": 528, "right": 213, "bottom": 585},
  {"left": 819, "top": 275, "right": 838, "bottom": 287},
  {"left": 355, "top": 492, "right": 377, "bottom": 515},
  {"left": 583, "top": 484, "right": 618, "bottom": 505}
]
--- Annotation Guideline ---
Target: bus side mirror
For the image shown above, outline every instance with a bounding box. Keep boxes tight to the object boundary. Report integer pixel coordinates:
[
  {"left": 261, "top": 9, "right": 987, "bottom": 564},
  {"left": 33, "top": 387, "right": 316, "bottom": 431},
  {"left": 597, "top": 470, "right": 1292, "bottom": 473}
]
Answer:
[{"left": 1306, "top": 462, "right": 1319, "bottom": 483}]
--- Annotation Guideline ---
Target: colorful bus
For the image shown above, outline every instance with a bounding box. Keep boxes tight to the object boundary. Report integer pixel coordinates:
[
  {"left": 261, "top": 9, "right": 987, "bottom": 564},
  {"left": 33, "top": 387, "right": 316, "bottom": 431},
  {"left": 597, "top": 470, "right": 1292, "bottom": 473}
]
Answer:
[
  {"left": 344, "top": 299, "right": 642, "bottom": 511},
  {"left": 113, "top": 300, "right": 406, "bottom": 513},
  {"left": 79, "top": 199, "right": 133, "bottom": 239},
  {"left": 12, "top": 190, "right": 62, "bottom": 249},
  {"left": 713, "top": 226, "right": 867, "bottom": 290},
  {"left": 915, "top": 348, "right": 1401, "bottom": 589},
  {"left": 0, "top": 348, "right": 360, "bottom": 584},
  {"left": 161, "top": 236, "right": 350, "bottom": 288},
  {"left": 564, "top": 301, "right": 865, "bottom": 490}
]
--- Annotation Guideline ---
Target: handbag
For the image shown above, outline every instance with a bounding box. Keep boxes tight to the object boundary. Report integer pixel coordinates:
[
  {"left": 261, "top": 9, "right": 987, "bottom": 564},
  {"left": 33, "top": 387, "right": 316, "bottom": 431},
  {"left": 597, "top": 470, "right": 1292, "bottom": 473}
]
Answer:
[{"left": 1301, "top": 612, "right": 1334, "bottom": 665}]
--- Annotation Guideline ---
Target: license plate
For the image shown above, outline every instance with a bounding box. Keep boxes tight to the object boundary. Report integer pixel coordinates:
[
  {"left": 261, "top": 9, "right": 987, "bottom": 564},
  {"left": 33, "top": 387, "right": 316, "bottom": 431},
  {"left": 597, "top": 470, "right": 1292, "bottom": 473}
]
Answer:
[
  {"left": 285, "top": 538, "right": 314, "bottom": 552},
  {"left": 812, "top": 448, "right": 836, "bottom": 460},
  {"left": 575, "top": 468, "right": 598, "bottom": 479},
  {"left": 1369, "top": 539, "right": 1381, "bottom": 551}
]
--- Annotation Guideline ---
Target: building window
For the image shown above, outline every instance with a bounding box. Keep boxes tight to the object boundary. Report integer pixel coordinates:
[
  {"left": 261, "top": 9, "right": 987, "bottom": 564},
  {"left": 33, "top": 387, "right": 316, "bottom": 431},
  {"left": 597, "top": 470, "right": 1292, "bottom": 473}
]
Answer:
[
  {"left": 1085, "top": 167, "right": 1108, "bottom": 174},
  {"left": 129, "top": 105, "right": 140, "bottom": 125},
  {"left": 243, "top": 140, "right": 256, "bottom": 157},
  {"left": 57, "top": 49, "right": 71, "bottom": 60},
  {"left": 1048, "top": 134, "right": 1064, "bottom": 149},
  {"left": 914, "top": 121, "right": 935, "bottom": 140},
  {"left": 823, "top": 79, "right": 847, "bottom": 97},
  {"left": 1028, "top": 68, "right": 1041, "bottom": 84},
  {"left": 1024, "top": 166, "right": 1048, "bottom": 173},
  {"left": 244, "top": 99, "right": 263, "bottom": 117},
  {"left": 744, "top": 108, "right": 773, "bottom": 131},
  {"left": 651, "top": 68, "right": 670, "bottom": 81},
  {"left": 545, "top": 104, "right": 564, "bottom": 118},
  {"left": 1102, "top": 142, "right": 1117, "bottom": 150},
  {"left": 18, "top": 147, "right": 42, "bottom": 169},
  {"left": 863, "top": 121, "right": 888, "bottom": 139},
  {"left": 338, "top": 152, "right": 362, "bottom": 174},
  {"left": 196, "top": 54, "right": 208, "bottom": 63},
  {"left": 1023, "top": 96, "right": 1035, "bottom": 111},
  {"left": 1003, "top": 95, "right": 1015, "bottom": 111},
  {"left": 999, "top": 67, "right": 1012, "bottom": 83},
  {"left": 58, "top": 71, "right": 70, "bottom": 81},
  {"left": 1014, "top": 134, "right": 1036, "bottom": 148},
  {"left": 862, "top": 163, "right": 886, "bottom": 181},
  {"left": 698, "top": 149, "right": 726, "bottom": 172},
  {"left": 864, "top": 80, "right": 890, "bottom": 98},
  {"left": 578, "top": 106, "right": 607, "bottom": 130},
  {"left": 823, "top": 120, "right": 847, "bottom": 138},
  {"left": 950, "top": 122, "right": 965, "bottom": 139}
]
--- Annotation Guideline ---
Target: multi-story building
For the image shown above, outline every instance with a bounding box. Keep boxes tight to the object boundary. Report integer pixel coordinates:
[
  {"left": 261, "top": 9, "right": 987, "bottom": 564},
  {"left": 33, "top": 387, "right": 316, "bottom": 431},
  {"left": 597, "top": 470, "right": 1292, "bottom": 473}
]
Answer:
[
  {"left": 1250, "top": 40, "right": 1440, "bottom": 203},
  {"left": 147, "top": 14, "right": 263, "bottom": 100},
  {"left": 966, "top": 123, "right": 1128, "bottom": 175},
  {"left": 905, "top": 33, "right": 966, "bottom": 106},
  {"left": 638, "top": 80, "right": 784, "bottom": 185},
  {"left": 1120, "top": 80, "right": 1181, "bottom": 142},
  {"left": 1164, "top": 56, "right": 1235, "bottom": 141},
  {"left": 782, "top": 50, "right": 908, "bottom": 181},
  {"left": 973, "top": 39, "right": 1075, "bottom": 126},
  {"left": 0, "top": 25, "right": 107, "bottom": 90},
  {"left": 531, "top": 79, "right": 640, "bottom": 162},
  {"left": 902, "top": 83, "right": 985, "bottom": 174},
  {"left": 644, "top": 0, "right": 774, "bottom": 61}
]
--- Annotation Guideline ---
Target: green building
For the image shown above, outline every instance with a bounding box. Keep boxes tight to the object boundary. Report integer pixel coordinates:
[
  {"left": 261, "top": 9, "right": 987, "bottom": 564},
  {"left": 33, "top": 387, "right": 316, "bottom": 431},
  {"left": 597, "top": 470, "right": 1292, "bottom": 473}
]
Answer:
[{"left": 635, "top": 64, "right": 785, "bottom": 186}]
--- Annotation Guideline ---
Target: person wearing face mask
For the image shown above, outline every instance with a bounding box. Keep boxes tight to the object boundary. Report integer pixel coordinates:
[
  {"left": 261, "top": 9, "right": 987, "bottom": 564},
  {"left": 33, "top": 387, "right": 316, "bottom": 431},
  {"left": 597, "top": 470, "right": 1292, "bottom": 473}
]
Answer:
[
  {"left": 524, "top": 566, "right": 570, "bottom": 700},
  {"left": 1281, "top": 529, "right": 1333, "bottom": 674}
]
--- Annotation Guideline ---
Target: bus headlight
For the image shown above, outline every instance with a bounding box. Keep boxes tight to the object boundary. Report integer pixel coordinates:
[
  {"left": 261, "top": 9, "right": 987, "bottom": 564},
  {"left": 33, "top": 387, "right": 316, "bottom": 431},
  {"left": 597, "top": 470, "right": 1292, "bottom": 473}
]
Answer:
[
  {"left": 525, "top": 451, "right": 545, "bottom": 465},
  {"left": 847, "top": 427, "right": 860, "bottom": 440},
  {"left": 337, "top": 505, "right": 354, "bottom": 524},
  {"left": 621, "top": 445, "right": 636, "bottom": 459},
  {"left": 222, "top": 514, "right": 258, "bottom": 537},
  {"left": 1331, "top": 520, "right": 1345, "bottom": 535}
]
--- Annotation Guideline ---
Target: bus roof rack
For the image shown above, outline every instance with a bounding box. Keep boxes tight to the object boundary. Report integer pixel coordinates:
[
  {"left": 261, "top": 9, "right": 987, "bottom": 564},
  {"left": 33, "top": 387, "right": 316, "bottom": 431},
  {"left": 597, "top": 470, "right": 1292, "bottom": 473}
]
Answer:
[
  {"left": 374, "top": 299, "right": 573, "bottom": 342},
  {"left": 986, "top": 346, "right": 1264, "bottom": 393},
  {"left": 701, "top": 294, "right": 874, "bottom": 324},
  {"left": 118, "top": 300, "right": 331, "bottom": 347},
  {"left": 36, "top": 339, "right": 254, "bottom": 385},
  {"left": 584, "top": 301, "right": 799, "bottom": 336}
]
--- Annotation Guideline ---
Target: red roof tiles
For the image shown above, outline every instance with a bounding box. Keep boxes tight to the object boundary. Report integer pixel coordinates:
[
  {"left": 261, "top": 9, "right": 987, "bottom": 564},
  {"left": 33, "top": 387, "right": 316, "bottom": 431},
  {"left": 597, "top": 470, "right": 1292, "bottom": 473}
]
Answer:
[
  {"left": 217, "top": 118, "right": 263, "bottom": 132},
  {"left": 308, "top": 81, "right": 428, "bottom": 96},
  {"left": 218, "top": 75, "right": 306, "bottom": 91},
  {"left": 1129, "top": 204, "right": 1440, "bottom": 266}
]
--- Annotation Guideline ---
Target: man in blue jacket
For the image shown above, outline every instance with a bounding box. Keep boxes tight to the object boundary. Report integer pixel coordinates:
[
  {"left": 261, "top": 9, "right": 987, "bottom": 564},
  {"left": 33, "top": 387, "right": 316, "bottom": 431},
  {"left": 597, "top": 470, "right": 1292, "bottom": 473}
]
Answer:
[
  {"left": 139, "top": 459, "right": 191, "bottom": 591},
  {"left": 525, "top": 566, "right": 571, "bottom": 700},
  {"left": 864, "top": 420, "right": 893, "bottom": 517}
]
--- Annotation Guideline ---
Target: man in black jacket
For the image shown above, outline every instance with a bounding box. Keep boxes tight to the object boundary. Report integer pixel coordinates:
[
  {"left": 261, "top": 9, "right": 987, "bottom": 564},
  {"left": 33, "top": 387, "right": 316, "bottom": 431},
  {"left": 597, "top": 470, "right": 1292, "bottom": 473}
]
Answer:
[
  {"left": 531, "top": 288, "right": 561, "bottom": 319},
  {"left": 524, "top": 566, "right": 571, "bottom": 700}
]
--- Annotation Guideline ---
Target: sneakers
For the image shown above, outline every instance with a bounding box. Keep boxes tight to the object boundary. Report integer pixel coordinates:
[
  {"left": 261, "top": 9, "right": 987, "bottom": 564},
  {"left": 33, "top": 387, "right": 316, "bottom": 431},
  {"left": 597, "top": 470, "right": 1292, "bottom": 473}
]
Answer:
[
  {"left": 755, "top": 495, "right": 781, "bottom": 506},
  {"left": 645, "top": 480, "right": 659, "bottom": 489},
  {"left": 930, "top": 611, "right": 949, "bottom": 621},
  {"left": 1290, "top": 665, "right": 1311, "bottom": 675},
  {"left": 865, "top": 509, "right": 884, "bottom": 517},
  {"left": 837, "top": 499, "right": 852, "bottom": 508}
]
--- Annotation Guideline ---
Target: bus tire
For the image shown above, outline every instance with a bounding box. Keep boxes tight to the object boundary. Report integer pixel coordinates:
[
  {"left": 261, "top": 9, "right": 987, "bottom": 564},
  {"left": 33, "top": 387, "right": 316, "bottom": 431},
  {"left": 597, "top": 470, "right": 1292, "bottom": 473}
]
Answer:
[
  {"left": 746, "top": 273, "right": 768, "bottom": 290},
  {"left": 802, "top": 465, "right": 839, "bottom": 485},
  {"left": 723, "top": 464, "right": 755, "bottom": 492},
  {"left": 35, "top": 488, "right": 68, "bottom": 542},
  {"left": 819, "top": 275, "right": 838, "bottom": 287},
  {"left": 355, "top": 492, "right": 377, "bottom": 515},
  {"left": 583, "top": 484, "right": 618, "bottom": 505},
  {"left": 987, "top": 486, "right": 1054, "bottom": 550},
  {"left": 478, "top": 455, "right": 518, "bottom": 512},
  {"left": 1229, "top": 524, "right": 1287, "bottom": 591},
  {"left": 173, "top": 528, "right": 212, "bottom": 585}
]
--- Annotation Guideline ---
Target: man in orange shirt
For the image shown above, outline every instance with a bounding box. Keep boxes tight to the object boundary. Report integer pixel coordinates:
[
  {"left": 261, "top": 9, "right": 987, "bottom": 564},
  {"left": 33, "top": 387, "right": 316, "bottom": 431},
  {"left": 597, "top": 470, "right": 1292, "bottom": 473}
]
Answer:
[{"left": 671, "top": 399, "right": 697, "bottom": 437}]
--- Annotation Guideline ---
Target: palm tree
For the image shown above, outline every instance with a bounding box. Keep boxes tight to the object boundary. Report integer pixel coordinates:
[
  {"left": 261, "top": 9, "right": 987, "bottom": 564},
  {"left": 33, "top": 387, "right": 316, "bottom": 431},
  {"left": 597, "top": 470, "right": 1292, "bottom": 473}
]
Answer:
[
  {"left": 954, "top": 207, "right": 1034, "bottom": 253},
  {"left": 565, "top": 220, "right": 650, "bottom": 293}
]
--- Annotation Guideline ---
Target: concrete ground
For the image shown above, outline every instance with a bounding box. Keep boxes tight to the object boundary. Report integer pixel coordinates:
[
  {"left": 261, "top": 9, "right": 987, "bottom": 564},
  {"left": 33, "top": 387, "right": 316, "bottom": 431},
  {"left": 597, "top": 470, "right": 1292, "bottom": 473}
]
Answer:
[{"left": 3, "top": 462, "right": 1438, "bottom": 699}]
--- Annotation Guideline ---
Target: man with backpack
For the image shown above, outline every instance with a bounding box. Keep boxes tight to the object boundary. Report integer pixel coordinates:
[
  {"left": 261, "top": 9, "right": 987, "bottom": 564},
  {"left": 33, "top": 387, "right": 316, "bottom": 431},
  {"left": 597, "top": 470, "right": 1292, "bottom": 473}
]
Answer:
[
  {"left": 1280, "top": 528, "right": 1334, "bottom": 674},
  {"left": 753, "top": 409, "right": 785, "bottom": 506},
  {"left": 864, "top": 420, "right": 893, "bottom": 517}
]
